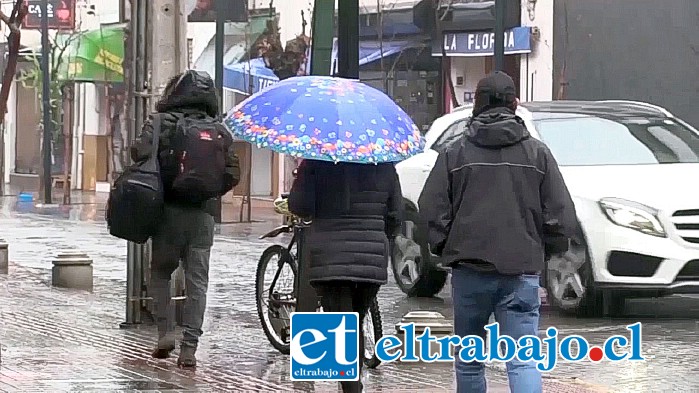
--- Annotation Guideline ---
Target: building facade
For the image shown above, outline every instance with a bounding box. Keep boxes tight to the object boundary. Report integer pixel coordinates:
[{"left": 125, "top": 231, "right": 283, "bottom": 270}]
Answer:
[
  {"left": 1, "top": 0, "right": 121, "bottom": 191},
  {"left": 551, "top": 0, "right": 699, "bottom": 128}
]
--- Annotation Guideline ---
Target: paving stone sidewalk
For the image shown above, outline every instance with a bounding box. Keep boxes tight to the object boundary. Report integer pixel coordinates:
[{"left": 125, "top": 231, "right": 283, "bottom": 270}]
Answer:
[
  {"left": 0, "top": 200, "right": 608, "bottom": 392},
  {"left": 0, "top": 268, "right": 605, "bottom": 392}
]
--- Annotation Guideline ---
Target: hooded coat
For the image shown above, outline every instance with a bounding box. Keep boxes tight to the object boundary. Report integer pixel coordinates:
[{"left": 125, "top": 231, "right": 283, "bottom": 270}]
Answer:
[
  {"left": 130, "top": 70, "right": 240, "bottom": 207},
  {"left": 288, "top": 160, "right": 403, "bottom": 285},
  {"left": 419, "top": 107, "right": 578, "bottom": 275}
]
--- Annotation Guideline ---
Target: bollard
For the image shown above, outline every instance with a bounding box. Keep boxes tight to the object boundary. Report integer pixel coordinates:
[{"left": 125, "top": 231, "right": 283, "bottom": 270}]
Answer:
[
  {"left": 395, "top": 311, "right": 454, "bottom": 361},
  {"left": 51, "top": 250, "right": 94, "bottom": 291},
  {"left": 0, "top": 239, "right": 8, "bottom": 274}
]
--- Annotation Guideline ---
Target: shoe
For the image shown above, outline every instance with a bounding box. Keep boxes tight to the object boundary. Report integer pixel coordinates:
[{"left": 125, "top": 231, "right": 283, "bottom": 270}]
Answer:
[
  {"left": 150, "top": 334, "right": 177, "bottom": 359},
  {"left": 177, "top": 345, "right": 197, "bottom": 368}
]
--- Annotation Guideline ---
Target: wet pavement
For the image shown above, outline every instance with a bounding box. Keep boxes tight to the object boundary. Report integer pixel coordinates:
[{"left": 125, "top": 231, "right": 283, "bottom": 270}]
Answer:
[{"left": 1, "top": 193, "right": 697, "bottom": 392}]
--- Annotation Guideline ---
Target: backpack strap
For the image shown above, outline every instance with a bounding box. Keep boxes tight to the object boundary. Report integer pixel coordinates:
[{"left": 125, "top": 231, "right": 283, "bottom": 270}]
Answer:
[
  {"left": 172, "top": 112, "right": 187, "bottom": 135},
  {"left": 141, "top": 114, "right": 162, "bottom": 171},
  {"left": 150, "top": 114, "right": 162, "bottom": 159}
]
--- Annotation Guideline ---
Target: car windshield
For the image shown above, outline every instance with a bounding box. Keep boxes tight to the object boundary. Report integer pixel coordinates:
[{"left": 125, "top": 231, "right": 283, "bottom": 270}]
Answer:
[{"left": 534, "top": 115, "right": 699, "bottom": 166}]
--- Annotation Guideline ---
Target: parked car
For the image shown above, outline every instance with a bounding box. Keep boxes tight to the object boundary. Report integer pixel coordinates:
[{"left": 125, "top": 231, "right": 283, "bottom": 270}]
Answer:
[{"left": 393, "top": 100, "right": 699, "bottom": 316}]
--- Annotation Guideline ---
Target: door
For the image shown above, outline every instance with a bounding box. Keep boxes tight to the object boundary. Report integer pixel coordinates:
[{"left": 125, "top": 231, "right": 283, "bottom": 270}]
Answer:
[{"left": 14, "top": 78, "right": 41, "bottom": 175}]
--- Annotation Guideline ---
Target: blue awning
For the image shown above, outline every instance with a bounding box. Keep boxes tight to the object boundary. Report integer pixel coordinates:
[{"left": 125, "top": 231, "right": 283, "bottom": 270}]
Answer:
[
  {"left": 224, "top": 38, "right": 427, "bottom": 95},
  {"left": 331, "top": 39, "right": 426, "bottom": 74},
  {"left": 223, "top": 57, "right": 279, "bottom": 95}
]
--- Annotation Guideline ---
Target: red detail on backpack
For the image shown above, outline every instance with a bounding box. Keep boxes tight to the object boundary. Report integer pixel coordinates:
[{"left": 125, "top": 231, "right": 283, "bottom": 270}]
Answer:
[{"left": 199, "top": 131, "right": 213, "bottom": 141}]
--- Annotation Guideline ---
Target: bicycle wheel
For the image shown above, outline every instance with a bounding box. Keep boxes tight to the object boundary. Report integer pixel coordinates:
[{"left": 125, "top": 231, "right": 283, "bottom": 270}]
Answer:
[
  {"left": 363, "top": 298, "right": 383, "bottom": 369},
  {"left": 255, "top": 245, "right": 297, "bottom": 354}
]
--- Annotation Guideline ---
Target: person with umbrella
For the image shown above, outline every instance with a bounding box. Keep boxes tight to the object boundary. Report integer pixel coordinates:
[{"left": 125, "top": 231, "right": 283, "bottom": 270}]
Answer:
[
  {"left": 288, "top": 158, "right": 400, "bottom": 391},
  {"left": 225, "top": 76, "right": 423, "bottom": 392}
]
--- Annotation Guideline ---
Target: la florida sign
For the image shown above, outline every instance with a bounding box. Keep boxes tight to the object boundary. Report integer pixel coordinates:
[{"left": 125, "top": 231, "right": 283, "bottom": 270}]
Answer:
[{"left": 432, "top": 27, "right": 532, "bottom": 57}]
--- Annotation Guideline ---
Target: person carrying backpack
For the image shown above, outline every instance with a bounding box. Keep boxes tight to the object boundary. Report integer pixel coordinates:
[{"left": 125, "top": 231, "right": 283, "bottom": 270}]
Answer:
[{"left": 130, "top": 70, "right": 240, "bottom": 368}]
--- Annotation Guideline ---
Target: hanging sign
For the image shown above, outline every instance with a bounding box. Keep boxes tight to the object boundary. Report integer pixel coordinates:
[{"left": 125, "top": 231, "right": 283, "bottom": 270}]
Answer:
[
  {"left": 22, "top": 0, "right": 76, "bottom": 30},
  {"left": 432, "top": 26, "right": 532, "bottom": 57}
]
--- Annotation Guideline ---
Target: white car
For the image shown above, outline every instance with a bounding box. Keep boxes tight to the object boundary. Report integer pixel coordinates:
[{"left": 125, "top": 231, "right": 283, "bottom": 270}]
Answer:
[{"left": 393, "top": 100, "right": 699, "bottom": 316}]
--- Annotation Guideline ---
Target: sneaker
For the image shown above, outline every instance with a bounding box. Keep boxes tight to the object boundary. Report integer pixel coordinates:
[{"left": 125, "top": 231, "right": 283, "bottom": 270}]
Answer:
[
  {"left": 151, "top": 335, "right": 177, "bottom": 359},
  {"left": 177, "top": 345, "right": 197, "bottom": 368}
]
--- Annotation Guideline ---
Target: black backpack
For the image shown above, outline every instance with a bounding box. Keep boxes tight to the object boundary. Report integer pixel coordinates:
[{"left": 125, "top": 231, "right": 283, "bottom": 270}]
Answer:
[
  {"left": 166, "top": 114, "right": 227, "bottom": 204},
  {"left": 106, "top": 115, "right": 165, "bottom": 244}
]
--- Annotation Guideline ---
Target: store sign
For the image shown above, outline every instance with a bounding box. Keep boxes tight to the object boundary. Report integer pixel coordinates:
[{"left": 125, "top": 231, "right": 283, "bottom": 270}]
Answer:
[
  {"left": 22, "top": 0, "right": 76, "bottom": 30},
  {"left": 432, "top": 26, "right": 532, "bottom": 57}
]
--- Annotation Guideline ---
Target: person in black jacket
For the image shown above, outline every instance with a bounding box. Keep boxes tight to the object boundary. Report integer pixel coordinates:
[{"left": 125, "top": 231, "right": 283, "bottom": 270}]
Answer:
[
  {"left": 419, "top": 71, "right": 577, "bottom": 393},
  {"left": 130, "top": 70, "right": 240, "bottom": 368},
  {"left": 288, "top": 159, "right": 402, "bottom": 393}
]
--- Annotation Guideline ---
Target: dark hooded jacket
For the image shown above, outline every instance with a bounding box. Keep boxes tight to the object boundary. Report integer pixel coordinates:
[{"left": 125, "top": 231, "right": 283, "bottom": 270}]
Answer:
[
  {"left": 288, "top": 160, "right": 403, "bottom": 285},
  {"left": 130, "top": 70, "right": 240, "bottom": 209},
  {"left": 419, "top": 107, "right": 577, "bottom": 275}
]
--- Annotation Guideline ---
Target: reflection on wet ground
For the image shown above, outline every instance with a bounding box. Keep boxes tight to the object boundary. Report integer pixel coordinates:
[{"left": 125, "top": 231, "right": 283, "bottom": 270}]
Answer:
[{"left": 1, "top": 194, "right": 698, "bottom": 391}]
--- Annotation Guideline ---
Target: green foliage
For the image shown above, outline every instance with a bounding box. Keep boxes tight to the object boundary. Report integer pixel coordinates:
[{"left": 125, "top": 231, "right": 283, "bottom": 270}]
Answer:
[{"left": 17, "top": 31, "right": 80, "bottom": 141}]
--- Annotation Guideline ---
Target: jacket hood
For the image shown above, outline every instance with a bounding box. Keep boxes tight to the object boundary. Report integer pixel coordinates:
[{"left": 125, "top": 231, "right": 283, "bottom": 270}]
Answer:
[
  {"left": 467, "top": 107, "right": 529, "bottom": 148},
  {"left": 155, "top": 70, "right": 219, "bottom": 118}
]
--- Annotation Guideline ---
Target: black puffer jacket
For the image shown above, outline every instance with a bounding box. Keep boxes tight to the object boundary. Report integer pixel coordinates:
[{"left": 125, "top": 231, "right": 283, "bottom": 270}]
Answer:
[
  {"left": 130, "top": 70, "right": 240, "bottom": 208},
  {"left": 288, "top": 160, "right": 403, "bottom": 285}
]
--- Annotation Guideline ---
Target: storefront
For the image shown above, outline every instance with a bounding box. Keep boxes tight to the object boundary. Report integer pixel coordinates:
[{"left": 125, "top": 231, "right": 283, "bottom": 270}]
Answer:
[
  {"left": 221, "top": 59, "right": 279, "bottom": 198},
  {"left": 432, "top": 26, "right": 532, "bottom": 113},
  {"left": 413, "top": 0, "right": 525, "bottom": 113}
]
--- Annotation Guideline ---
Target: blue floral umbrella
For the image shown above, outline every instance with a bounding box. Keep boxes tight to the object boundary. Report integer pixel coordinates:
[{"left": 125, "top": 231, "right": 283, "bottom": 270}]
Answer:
[{"left": 224, "top": 75, "right": 424, "bottom": 164}]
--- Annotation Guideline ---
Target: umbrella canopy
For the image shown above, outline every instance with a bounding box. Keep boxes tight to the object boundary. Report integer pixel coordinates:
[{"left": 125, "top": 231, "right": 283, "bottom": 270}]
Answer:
[
  {"left": 224, "top": 76, "right": 424, "bottom": 164},
  {"left": 59, "top": 24, "right": 125, "bottom": 82}
]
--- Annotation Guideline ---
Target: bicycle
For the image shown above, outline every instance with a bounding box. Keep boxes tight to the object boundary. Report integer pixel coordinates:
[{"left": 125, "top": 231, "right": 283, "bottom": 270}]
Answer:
[{"left": 255, "top": 194, "right": 383, "bottom": 369}]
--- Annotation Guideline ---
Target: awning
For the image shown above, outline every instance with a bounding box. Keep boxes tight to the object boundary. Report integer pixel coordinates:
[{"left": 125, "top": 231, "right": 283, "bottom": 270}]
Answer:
[
  {"left": 223, "top": 57, "right": 278, "bottom": 95},
  {"left": 195, "top": 40, "right": 247, "bottom": 79},
  {"left": 414, "top": 0, "right": 519, "bottom": 33},
  {"left": 224, "top": 38, "right": 427, "bottom": 95},
  {"left": 331, "top": 39, "right": 427, "bottom": 74},
  {"left": 58, "top": 24, "right": 126, "bottom": 82},
  {"left": 193, "top": 17, "right": 270, "bottom": 80}
]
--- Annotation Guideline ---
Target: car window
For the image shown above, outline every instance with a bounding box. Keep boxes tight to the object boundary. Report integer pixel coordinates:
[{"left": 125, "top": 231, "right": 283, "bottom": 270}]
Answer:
[
  {"left": 534, "top": 116, "right": 699, "bottom": 166},
  {"left": 432, "top": 118, "right": 469, "bottom": 152}
]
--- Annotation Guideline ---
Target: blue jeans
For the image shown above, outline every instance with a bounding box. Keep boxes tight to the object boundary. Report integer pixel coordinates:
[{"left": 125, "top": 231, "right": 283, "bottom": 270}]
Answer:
[{"left": 451, "top": 265, "right": 542, "bottom": 393}]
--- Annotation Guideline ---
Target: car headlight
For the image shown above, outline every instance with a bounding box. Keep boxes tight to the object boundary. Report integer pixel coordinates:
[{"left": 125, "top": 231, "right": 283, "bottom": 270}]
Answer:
[{"left": 598, "top": 198, "right": 666, "bottom": 237}]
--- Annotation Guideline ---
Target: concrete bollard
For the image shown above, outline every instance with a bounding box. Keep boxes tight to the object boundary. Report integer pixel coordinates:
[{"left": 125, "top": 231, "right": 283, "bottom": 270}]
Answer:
[
  {"left": 395, "top": 311, "right": 454, "bottom": 361},
  {"left": 52, "top": 250, "right": 94, "bottom": 291},
  {"left": 0, "top": 239, "right": 8, "bottom": 274}
]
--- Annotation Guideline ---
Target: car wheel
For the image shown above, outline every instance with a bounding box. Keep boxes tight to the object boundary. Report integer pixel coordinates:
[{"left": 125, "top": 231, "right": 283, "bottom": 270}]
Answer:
[
  {"left": 545, "top": 235, "right": 602, "bottom": 317},
  {"left": 391, "top": 204, "right": 448, "bottom": 298},
  {"left": 546, "top": 236, "right": 628, "bottom": 318}
]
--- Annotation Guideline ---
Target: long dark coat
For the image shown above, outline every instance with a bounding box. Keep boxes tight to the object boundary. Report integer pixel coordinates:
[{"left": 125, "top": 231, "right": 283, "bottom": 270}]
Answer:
[{"left": 288, "top": 160, "right": 402, "bottom": 285}]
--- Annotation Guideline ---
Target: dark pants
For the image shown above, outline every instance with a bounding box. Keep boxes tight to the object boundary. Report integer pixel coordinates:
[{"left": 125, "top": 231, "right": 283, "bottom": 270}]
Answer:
[
  {"left": 151, "top": 204, "right": 215, "bottom": 348},
  {"left": 314, "top": 281, "right": 380, "bottom": 393},
  {"left": 451, "top": 265, "right": 542, "bottom": 393}
]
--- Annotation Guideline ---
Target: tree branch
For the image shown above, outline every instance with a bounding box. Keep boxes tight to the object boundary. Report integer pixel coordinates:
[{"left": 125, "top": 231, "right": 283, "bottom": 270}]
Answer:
[
  {"left": 0, "top": 0, "right": 23, "bottom": 34},
  {"left": 0, "top": 11, "right": 12, "bottom": 29},
  {"left": 52, "top": 30, "right": 80, "bottom": 75},
  {"left": 0, "top": 0, "right": 28, "bottom": 121}
]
